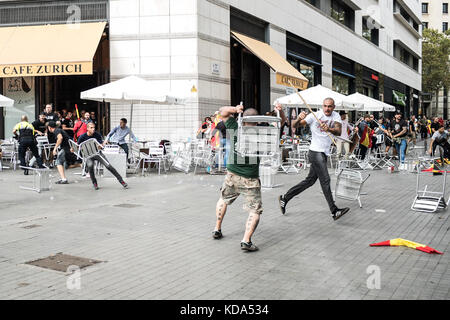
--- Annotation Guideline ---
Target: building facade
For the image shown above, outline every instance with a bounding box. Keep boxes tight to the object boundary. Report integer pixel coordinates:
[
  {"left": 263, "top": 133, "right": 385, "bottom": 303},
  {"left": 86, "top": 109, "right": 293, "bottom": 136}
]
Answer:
[
  {"left": 421, "top": 0, "right": 449, "bottom": 119},
  {"left": 0, "top": 0, "right": 422, "bottom": 141}
]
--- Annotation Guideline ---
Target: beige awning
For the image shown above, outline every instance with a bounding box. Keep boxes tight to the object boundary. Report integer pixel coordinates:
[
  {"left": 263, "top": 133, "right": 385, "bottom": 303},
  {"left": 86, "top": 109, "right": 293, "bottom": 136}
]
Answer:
[
  {"left": 0, "top": 22, "right": 106, "bottom": 78},
  {"left": 231, "top": 31, "right": 309, "bottom": 90}
]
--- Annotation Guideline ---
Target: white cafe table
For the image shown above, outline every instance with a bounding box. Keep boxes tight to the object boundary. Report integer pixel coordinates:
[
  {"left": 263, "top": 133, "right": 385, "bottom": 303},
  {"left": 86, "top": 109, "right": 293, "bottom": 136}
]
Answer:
[{"left": 103, "top": 151, "right": 127, "bottom": 178}]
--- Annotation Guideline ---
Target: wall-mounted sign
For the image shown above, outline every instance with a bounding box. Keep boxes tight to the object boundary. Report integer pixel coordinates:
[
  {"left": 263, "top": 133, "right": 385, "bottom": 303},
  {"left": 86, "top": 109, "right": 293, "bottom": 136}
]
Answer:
[
  {"left": 211, "top": 63, "right": 221, "bottom": 75},
  {"left": 276, "top": 73, "right": 308, "bottom": 90},
  {"left": 393, "top": 90, "right": 406, "bottom": 107},
  {"left": 371, "top": 74, "right": 379, "bottom": 81},
  {"left": 0, "top": 62, "right": 92, "bottom": 78}
]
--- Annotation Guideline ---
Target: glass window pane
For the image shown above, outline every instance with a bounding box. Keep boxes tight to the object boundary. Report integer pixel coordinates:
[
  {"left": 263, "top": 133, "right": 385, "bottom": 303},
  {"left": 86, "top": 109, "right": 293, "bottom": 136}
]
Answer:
[{"left": 332, "top": 73, "right": 349, "bottom": 95}]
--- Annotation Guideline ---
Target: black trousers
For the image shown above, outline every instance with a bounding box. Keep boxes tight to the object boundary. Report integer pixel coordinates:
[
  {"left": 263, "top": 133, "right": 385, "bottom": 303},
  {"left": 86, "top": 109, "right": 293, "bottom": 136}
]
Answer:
[
  {"left": 85, "top": 152, "right": 124, "bottom": 185},
  {"left": 19, "top": 140, "right": 43, "bottom": 168},
  {"left": 358, "top": 144, "right": 368, "bottom": 160},
  {"left": 284, "top": 150, "right": 337, "bottom": 213}
]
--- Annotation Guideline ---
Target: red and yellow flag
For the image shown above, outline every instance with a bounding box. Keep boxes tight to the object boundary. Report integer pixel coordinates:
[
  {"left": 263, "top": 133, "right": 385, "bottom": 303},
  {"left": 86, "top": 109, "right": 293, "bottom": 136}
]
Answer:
[
  {"left": 370, "top": 238, "right": 442, "bottom": 254},
  {"left": 360, "top": 126, "right": 370, "bottom": 148}
]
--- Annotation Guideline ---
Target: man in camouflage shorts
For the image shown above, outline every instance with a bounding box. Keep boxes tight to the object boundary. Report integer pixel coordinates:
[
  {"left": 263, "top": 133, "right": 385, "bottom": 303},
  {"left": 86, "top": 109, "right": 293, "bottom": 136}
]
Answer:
[{"left": 213, "top": 104, "right": 262, "bottom": 252}]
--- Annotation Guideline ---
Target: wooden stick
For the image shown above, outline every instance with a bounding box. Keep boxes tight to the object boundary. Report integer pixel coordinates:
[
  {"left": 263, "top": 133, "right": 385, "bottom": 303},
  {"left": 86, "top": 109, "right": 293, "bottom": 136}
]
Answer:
[{"left": 287, "top": 80, "right": 337, "bottom": 146}]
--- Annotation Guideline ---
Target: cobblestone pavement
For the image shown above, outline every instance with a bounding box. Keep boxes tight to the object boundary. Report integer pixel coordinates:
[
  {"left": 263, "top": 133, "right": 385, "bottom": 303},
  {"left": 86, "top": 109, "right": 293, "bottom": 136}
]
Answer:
[{"left": 0, "top": 165, "right": 449, "bottom": 300}]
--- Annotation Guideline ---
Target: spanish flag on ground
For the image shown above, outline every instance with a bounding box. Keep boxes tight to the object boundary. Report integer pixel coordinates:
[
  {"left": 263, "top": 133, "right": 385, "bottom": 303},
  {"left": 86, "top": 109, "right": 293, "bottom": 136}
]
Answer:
[{"left": 370, "top": 238, "right": 442, "bottom": 254}]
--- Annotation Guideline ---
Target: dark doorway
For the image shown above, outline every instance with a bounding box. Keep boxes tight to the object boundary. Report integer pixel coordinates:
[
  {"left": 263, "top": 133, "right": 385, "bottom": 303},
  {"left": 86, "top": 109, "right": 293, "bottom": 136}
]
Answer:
[{"left": 231, "top": 39, "right": 261, "bottom": 112}]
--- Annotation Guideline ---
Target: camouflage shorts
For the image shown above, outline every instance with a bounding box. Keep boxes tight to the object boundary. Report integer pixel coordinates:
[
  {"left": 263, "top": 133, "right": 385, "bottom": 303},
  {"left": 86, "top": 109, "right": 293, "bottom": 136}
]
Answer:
[{"left": 220, "top": 172, "right": 263, "bottom": 214}]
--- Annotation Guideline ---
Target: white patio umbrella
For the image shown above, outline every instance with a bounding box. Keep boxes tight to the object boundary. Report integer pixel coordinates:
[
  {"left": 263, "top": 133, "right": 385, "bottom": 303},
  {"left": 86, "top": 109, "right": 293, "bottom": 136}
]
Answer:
[
  {"left": 346, "top": 92, "right": 396, "bottom": 112},
  {"left": 274, "top": 85, "right": 363, "bottom": 111},
  {"left": 80, "top": 75, "right": 185, "bottom": 130},
  {"left": 0, "top": 94, "right": 14, "bottom": 107}
]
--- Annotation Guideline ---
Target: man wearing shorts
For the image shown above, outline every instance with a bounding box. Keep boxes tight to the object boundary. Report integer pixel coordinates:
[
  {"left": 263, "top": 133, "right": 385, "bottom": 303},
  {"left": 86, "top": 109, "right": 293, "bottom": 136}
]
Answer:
[
  {"left": 212, "top": 104, "right": 262, "bottom": 252},
  {"left": 47, "top": 121, "right": 70, "bottom": 184}
]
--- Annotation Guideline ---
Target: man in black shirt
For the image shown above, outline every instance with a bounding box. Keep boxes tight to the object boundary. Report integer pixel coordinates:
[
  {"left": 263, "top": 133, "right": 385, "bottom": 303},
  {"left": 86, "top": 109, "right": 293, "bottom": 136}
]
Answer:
[
  {"left": 61, "top": 111, "right": 74, "bottom": 139},
  {"left": 77, "top": 123, "right": 128, "bottom": 190},
  {"left": 48, "top": 121, "right": 70, "bottom": 184},
  {"left": 31, "top": 114, "right": 47, "bottom": 136},
  {"left": 431, "top": 117, "right": 440, "bottom": 135},
  {"left": 43, "top": 104, "right": 59, "bottom": 122},
  {"left": 389, "top": 113, "right": 408, "bottom": 169}
]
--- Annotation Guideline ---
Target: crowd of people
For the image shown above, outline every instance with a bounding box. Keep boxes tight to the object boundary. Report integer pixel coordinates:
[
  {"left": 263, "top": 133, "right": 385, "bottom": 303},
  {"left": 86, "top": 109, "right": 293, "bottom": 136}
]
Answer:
[
  {"left": 4, "top": 103, "right": 134, "bottom": 189},
  {"left": 334, "top": 113, "right": 450, "bottom": 170}
]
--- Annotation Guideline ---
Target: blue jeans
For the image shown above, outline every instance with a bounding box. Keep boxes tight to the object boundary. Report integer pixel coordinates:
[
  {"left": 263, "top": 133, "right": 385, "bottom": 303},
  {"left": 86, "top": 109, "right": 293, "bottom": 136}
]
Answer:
[{"left": 394, "top": 139, "right": 407, "bottom": 163}]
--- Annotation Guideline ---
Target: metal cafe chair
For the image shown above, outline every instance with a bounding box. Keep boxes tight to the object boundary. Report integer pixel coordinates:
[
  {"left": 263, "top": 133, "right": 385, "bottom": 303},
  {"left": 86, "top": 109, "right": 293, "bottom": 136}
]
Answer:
[{"left": 141, "top": 146, "right": 165, "bottom": 176}]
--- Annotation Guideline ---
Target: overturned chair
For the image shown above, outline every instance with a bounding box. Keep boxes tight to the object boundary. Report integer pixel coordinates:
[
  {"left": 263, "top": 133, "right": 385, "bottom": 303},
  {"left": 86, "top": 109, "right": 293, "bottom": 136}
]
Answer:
[
  {"left": 19, "top": 166, "right": 51, "bottom": 193},
  {"left": 411, "top": 168, "right": 449, "bottom": 213}
]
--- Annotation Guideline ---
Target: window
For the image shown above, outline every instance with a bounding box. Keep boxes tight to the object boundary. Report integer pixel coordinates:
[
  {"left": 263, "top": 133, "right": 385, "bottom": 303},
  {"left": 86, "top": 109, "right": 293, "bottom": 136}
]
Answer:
[
  {"left": 444, "top": 3, "right": 449, "bottom": 14},
  {"left": 304, "top": 0, "right": 318, "bottom": 7},
  {"left": 422, "top": 22, "right": 428, "bottom": 29},
  {"left": 444, "top": 22, "right": 449, "bottom": 32},
  {"left": 287, "top": 56, "right": 318, "bottom": 88},
  {"left": 422, "top": 3, "right": 428, "bottom": 14},
  {"left": 330, "top": 0, "right": 355, "bottom": 30},
  {"left": 332, "top": 73, "right": 352, "bottom": 95}
]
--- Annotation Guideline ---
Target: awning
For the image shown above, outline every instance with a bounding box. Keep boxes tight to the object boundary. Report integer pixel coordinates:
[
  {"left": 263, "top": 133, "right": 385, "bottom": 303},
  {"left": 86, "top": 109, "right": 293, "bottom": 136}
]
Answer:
[
  {"left": 0, "top": 22, "right": 106, "bottom": 78},
  {"left": 231, "top": 31, "right": 309, "bottom": 90}
]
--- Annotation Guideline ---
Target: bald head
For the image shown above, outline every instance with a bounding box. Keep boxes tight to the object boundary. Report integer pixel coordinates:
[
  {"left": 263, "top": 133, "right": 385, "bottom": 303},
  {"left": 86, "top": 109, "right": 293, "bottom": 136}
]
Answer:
[
  {"left": 243, "top": 108, "right": 258, "bottom": 117},
  {"left": 21, "top": 115, "right": 28, "bottom": 122}
]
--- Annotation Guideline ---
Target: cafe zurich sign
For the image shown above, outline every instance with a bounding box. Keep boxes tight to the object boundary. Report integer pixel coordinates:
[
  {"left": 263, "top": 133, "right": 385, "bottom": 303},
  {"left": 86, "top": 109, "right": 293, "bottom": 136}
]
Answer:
[
  {"left": 276, "top": 73, "right": 308, "bottom": 91},
  {"left": 0, "top": 62, "right": 92, "bottom": 78}
]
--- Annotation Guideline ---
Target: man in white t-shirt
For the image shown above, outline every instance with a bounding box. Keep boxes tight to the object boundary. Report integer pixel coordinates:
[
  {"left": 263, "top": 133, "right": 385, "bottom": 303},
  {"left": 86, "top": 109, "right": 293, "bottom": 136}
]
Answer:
[{"left": 278, "top": 98, "right": 350, "bottom": 221}]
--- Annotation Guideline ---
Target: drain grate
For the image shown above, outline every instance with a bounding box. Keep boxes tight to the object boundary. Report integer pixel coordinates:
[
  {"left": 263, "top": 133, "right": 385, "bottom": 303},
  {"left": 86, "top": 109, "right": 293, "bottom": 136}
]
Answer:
[
  {"left": 114, "top": 203, "right": 143, "bottom": 208},
  {"left": 22, "top": 224, "right": 42, "bottom": 229},
  {"left": 25, "top": 253, "right": 102, "bottom": 273}
]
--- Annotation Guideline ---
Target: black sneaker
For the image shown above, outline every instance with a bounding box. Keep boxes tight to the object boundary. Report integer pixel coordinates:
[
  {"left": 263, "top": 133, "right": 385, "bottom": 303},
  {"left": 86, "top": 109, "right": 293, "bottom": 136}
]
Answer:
[
  {"left": 55, "top": 179, "right": 69, "bottom": 185},
  {"left": 212, "top": 230, "right": 223, "bottom": 240},
  {"left": 332, "top": 207, "right": 350, "bottom": 221},
  {"left": 278, "top": 195, "right": 287, "bottom": 215},
  {"left": 24, "top": 169, "right": 29, "bottom": 176},
  {"left": 241, "top": 241, "right": 259, "bottom": 252},
  {"left": 121, "top": 181, "right": 129, "bottom": 189},
  {"left": 93, "top": 183, "right": 99, "bottom": 190}
]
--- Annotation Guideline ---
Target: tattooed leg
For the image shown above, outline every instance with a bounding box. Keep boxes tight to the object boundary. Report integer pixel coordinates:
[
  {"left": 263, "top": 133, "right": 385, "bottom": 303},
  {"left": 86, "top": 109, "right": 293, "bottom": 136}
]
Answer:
[
  {"left": 215, "top": 198, "right": 228, "bottom": 231},
  {"left": 243, "top": 212, "right": 260, "bottom": 243}
]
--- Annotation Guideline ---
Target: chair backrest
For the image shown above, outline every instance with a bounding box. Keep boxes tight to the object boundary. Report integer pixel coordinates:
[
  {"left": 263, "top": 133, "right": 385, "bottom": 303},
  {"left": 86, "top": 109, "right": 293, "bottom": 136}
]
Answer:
[
  {"left": 79, "top": 139, "right": 101, "bottom": 160},
  {"left": 36, "top": 135, "right": 50, "bottom": 146},
  {"left": 69, "top": 140, "right": 80, "bottom": 158},
  {"left": 148, "top": 141, "right": 160, "bottom": 147},
  {"left": 0, "top": 143, "right": 16, "bottom": 155},
  {"left": 149, "top": 146, "right": 165, "bottom": 157}
]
